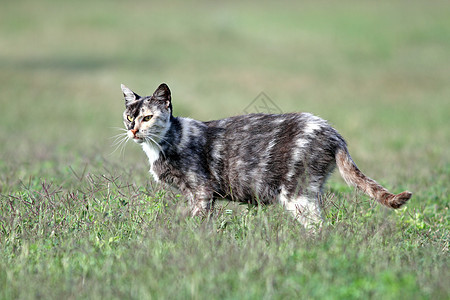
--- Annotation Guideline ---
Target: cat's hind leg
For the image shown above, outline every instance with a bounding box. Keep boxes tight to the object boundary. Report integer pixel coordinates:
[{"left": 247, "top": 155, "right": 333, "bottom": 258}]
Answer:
[{"left": 278, "top": 189, "right": 323, "bottom": 230}]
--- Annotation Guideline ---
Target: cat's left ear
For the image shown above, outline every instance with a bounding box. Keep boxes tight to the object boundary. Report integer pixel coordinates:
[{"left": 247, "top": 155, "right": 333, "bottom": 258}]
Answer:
[
  {"left": 121, "top": 84, "right": 140, "bottom": 104},
  {"left": 153, "top": 83, "right": 172, "bottom": 110}
]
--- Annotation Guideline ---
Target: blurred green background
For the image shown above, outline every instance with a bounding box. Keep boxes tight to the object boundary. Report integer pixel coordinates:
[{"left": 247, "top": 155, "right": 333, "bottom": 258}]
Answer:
[
  {"left": 1, "top": 0, "right": 448, "bottom": 183},
  {"left": 0, "top": 0, "right": 449, "bottom": 298}
]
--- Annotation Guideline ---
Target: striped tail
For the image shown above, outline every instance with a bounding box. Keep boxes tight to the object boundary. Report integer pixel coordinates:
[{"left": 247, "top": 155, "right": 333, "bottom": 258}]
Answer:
[{"left": 335, "top": 147, "right": 412, "bottom": 208}]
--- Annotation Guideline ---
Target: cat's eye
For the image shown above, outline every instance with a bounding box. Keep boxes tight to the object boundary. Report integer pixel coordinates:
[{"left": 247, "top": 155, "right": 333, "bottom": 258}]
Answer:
[
  {"left": 142, "top": 115, "right": 153, "bottom": 122},
  {"left": 127, "top": 115, "right": 134, "bottom": 122}
]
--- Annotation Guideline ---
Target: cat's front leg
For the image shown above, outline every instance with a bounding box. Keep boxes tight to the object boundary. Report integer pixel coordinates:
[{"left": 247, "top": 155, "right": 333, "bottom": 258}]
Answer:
[
  {"left": 190, "top": 198, "right": 214, "bottom": 217},
  {"left": 188, "top": 189, "right": 215, "bottom": 217}
]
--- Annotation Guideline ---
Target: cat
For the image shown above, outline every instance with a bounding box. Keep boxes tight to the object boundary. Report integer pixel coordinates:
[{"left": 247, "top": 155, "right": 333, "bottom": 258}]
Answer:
[{"left": 120, "top": 83, "right": 412, "bottom": 229}]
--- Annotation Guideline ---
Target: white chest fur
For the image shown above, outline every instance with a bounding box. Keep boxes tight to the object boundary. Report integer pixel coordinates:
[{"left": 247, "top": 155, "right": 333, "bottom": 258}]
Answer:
[{"left": 141, "top": 142, "right": 161, "bottom": 182}]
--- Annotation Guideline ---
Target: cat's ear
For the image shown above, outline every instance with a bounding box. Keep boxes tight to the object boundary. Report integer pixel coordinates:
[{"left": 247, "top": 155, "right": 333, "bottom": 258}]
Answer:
[
  {"left": 152, "top": 83, "right": 172, "bottom": 110},
  {"left": 121, "top": 84, "right": 140, "bottom": 104}
]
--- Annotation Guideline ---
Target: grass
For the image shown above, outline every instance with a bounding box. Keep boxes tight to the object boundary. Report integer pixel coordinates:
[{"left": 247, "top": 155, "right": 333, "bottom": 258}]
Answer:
[{"left": 0, "top": 0, "right": 449, "bottom": 299}]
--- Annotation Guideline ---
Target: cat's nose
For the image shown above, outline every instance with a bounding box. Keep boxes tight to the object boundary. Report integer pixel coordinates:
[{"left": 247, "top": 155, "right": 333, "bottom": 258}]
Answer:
[{"left": 131, "top": 128, "right": 138, "bottom": 136}]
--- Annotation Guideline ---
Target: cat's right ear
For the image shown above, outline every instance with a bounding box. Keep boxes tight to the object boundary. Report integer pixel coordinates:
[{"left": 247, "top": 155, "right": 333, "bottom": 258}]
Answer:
[{"left": 121, "top": 84, "right": 140, "bottom": 104}]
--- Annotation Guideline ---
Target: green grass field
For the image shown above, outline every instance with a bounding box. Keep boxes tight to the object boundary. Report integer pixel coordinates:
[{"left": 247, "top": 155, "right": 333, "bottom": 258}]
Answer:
[{"left": 1, "top": 0, "right": 449, "bottom": 298}]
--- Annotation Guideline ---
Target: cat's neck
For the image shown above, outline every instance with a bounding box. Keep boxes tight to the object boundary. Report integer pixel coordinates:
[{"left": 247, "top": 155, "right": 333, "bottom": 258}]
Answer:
[
  {"left": 141, "top": 115, "right": 207, "bottom": 154},
  {"left": 140, "top": 115, "right": 177, "bottom": 181},
  {"left": 140, "top": 115, "right": 206, "bottom": 163}
]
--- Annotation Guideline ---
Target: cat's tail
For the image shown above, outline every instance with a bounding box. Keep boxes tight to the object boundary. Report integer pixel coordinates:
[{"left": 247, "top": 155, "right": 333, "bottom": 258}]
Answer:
[{"left": 335, "top": 147, "right": 412, "bottom": 208}]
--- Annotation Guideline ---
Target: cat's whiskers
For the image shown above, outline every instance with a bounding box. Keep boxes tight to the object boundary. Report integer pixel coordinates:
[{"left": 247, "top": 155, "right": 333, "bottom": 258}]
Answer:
[
  {"left": 110, "top": 132, "right": 128, "bottom": 147},
  {"left": 112, "top": 137, "right": 128, "bottom": 156},
  {"left": 109, "top": 131, "right": 130, "bottom": 157},
  {"left": 144, "top": 135, "right": 166, "bottom": 159},
  {"left": 147, "top": 132, "right": 173, "bottom": 148},
  {"left": 118, "top": 136, "right": 130, "bottom": 158},
  {"left": 110, "top": 132, "right": 127, "bottom": 143}
]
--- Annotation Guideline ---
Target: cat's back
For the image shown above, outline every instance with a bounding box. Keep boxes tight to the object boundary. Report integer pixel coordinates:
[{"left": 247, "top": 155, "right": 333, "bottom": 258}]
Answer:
[
  {"left": 203, "top": 112, "right": 346, "bottom": 201},
  {"left": 204, "top": 112, "right": 345, "bottom": 157},
  {"left": 205, "top": 112, "right": 333, "bottom": 140},
  {"left": 205, "top": 112, "right": 329, "bottom": 164}
]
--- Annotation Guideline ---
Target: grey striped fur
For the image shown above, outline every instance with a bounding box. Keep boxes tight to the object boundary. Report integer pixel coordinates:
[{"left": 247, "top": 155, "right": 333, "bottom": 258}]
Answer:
[{"left": 121, "top": 83, "right": 412, "bottom": 229}]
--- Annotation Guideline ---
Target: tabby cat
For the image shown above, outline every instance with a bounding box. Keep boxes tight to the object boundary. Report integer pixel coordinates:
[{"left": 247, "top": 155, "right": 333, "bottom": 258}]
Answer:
[{"left": 120, "top": 83, "right": 412, "bottom": 229}]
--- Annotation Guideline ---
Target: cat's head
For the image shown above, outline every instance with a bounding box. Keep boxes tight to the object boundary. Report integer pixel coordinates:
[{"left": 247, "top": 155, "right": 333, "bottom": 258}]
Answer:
[{"left": 121, "top": 83, "right": 172, "bottom": 144}]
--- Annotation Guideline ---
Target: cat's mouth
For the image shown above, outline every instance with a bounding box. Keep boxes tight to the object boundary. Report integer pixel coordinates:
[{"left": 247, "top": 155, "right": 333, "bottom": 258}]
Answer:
[
  {"left": 133, "top": 136, "right": 144, "bottom": 143},
  {"left": 128, "top": 131, "right": 144, "bottom": 143}
]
